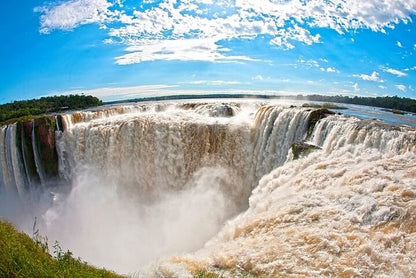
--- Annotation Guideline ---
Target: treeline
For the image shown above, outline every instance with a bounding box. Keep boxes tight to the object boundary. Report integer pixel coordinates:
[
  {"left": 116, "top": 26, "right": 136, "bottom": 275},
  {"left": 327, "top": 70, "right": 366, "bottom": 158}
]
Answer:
[
  {"left": 299, "top": 95, "right": 416, "bottom": 113},
  {"left": 0, "top": 95, "right": 102, "bottom": 125}
]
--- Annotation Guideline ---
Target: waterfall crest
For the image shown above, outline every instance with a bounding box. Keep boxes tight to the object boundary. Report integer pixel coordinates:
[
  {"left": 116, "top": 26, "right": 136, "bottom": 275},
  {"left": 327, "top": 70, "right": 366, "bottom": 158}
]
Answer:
[{"left": 0, "top": 100, "right": 415, "bottom": 275}]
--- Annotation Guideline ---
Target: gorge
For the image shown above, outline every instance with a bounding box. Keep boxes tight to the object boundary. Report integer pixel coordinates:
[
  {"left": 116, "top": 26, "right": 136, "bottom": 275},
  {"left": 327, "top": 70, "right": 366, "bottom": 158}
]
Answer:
[{"left": 0, "top": 99, "right": 415, "bottom": 277}]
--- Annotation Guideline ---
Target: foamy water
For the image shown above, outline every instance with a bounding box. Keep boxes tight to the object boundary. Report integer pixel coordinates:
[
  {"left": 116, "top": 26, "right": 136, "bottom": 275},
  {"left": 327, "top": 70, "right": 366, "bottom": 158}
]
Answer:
[
  {"left": 0, "top": 100, "right": 415, "bottom": 276},
  {"left": 162, "top": 147, "right": 416, "bottom": 277}
]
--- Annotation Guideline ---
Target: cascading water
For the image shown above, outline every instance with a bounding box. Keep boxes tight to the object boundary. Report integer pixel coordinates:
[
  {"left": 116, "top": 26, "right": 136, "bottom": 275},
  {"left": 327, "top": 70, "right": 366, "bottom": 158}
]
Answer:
[
  {"left": 57, "top": 105, "right": 253, "bottom": 202},
  {"left": 156, "top": 105, "right": 416, "bottom": 277},
  {"left": 0, "top": 100, "right": 415, "bottom": 276}
]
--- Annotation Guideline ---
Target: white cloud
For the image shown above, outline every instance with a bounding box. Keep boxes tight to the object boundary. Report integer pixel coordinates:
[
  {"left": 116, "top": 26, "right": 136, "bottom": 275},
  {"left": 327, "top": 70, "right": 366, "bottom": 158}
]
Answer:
[
  {"left": 353, "top": 71, "right": 384, "bottom": 82},
  {"left": 35, "top": 0, "right": 117, "bottom": 33},
  {"left": 353, "top": 83, "right": 360, "bottom": 92},
  {"left": 235, "top": 0, "right": 416, "bottom": 33},
  {"left": 326, "top": 67, "right": 338, "bottom": 73},
  {"left": 395, "top": 84, "right": 407, "bottom": 92},
  {"left": 115, "top": 38, "right": 256, "bottom": 64},
  {"left": 252, "top": 75, "right": 264, "bottom": 81},
  {"left": 270, "top": 24, "right": 321, "bottom": 50},
  {"left": 36, "top": 0, "right": 416, "bottom": 63},
  {"left": 382, "top": 67, "right": 407, "bottom": 77},
  {"left": 378, "top": 85, "right": 387, "bottom": 90},
  {"left": 297, "top": 58, "right": 320, "bottom": 69},
  {"left": 397, "top": 41, "right": 403, "bottom": 48}
]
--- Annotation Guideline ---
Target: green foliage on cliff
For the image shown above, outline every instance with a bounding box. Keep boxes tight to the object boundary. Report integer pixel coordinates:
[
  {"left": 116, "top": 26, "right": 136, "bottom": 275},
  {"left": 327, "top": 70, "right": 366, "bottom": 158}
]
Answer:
[
  {"left": 0, "top": 220, "right": 122, "bottom": 278},
  {"left": 0, "top": 95, "right": 102, "bottom": 125}
]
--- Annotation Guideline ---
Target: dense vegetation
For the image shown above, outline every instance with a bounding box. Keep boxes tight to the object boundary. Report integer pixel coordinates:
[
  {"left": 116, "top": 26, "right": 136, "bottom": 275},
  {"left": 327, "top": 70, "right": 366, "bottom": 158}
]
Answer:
[
  {"left": 107, "top": 94, "right": 416, "bottom": 114},
  {"left": 0, "top": 220, "right": 122, "bottom": 277},
  {"left": 0, "top": 95, "right": 102, "bottom": 125}
]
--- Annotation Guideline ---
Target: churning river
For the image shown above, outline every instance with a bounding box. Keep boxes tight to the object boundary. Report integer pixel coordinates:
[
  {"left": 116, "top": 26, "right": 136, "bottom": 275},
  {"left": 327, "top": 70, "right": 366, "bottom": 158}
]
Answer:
[{"left": 0, "top": 99, "right": 415, "bottom": 277}]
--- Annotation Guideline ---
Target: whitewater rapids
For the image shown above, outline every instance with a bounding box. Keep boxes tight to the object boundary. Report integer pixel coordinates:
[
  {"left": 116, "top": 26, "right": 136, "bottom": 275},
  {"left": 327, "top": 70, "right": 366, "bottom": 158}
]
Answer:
[{"left": 0, "top": 100, "right": 415, "bottom": 276}]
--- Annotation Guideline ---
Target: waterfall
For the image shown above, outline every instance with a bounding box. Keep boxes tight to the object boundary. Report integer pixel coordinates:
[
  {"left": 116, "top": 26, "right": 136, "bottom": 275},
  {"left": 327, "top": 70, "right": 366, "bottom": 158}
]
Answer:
[
  {"left": 0, "top": 126, "right": 16, "bottom": 195},
  {"left": 310, "top": 114, "right": 416, "bottom": 154},
  {"left": 5, "top": 103, "right": 405, "bottom": 201},
  {"left": 57, "top": 105, "right": 255, "bottom": 206},
  {"left": 54, "top": 104, "right": 326, "bottom": 203},
  {"left": 32, "top": 120, "right": 46, "bottom": 187},
  {"left": 159, "top": 105, "right": 416, "bottom": 278},
  {"left": 0, "top": 100, "right": 415, "bottom": 275},
  {"left": 251, "top": 106, "right": 315, "bottom": 181},
  {"left": 5, "top": 124, "right": 27, "bottom": 197}
]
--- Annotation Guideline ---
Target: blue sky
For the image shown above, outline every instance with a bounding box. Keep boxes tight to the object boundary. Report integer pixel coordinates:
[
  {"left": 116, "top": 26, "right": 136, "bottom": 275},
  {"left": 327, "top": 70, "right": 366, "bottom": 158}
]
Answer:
[{"left": 1, "top": 0, "right": 416, "bottom": 103}]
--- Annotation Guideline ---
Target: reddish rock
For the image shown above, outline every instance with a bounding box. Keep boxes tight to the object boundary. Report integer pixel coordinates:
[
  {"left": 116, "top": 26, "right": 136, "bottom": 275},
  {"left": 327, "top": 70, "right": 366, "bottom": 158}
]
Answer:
[{"left": 33, "top": 117, "right": 58, "bottom": 178}]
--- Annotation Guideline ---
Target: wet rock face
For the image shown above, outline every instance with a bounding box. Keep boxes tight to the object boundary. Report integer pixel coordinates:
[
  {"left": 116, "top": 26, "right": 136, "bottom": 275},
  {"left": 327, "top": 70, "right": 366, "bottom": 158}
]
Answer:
[
  {"left": 291, "top": 142, "right": 321, "bottom": 160},
  {"left": 17, "top": 120, "right": 40, "bottom": 184},
  {"left": 211, "top": 104, "right": 235, "bottom": 117},
  {"left": 182, "top": 103, "right": 237, "bottom": 117},
  {"left": 306, "top": 108, "right": 335, "bottom": 137},
  {"left": 33, "top": 117, "right": 58, "bottom": 179},
  {"left": 56, "top": 115, "right": 64, "bottom": 132}
]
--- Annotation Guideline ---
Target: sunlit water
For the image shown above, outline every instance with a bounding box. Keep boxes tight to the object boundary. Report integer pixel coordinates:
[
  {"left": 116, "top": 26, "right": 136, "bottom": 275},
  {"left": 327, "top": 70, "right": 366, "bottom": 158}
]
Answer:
[{"left": 0, "top": 99, "right": 415, "bottom": 276}]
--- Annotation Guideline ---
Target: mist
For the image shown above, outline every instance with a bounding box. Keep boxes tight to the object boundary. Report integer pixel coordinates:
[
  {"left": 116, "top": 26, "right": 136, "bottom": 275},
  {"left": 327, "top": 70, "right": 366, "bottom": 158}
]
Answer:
[
  {"left": 0, "top": 103, "right": 259, "bottom": 275},
  {"left": 25, "top": 164, "right": 241, "bottom": 274},
  {"left": 2, "top": 101, "right": 416, "bottom": 277}
]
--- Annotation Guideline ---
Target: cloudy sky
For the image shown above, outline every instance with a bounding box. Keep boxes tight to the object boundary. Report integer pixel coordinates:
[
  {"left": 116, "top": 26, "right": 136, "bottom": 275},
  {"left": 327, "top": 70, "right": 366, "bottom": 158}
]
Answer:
[{"left": 1, "top": 0, "right": 416, "bottom": 103}]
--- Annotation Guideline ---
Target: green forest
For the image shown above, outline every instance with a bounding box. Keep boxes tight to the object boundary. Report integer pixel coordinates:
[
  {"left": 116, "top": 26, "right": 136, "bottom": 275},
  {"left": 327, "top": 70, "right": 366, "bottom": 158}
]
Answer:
[{"left": 0, "top": 95, "right": 102, "bottom": 125}]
